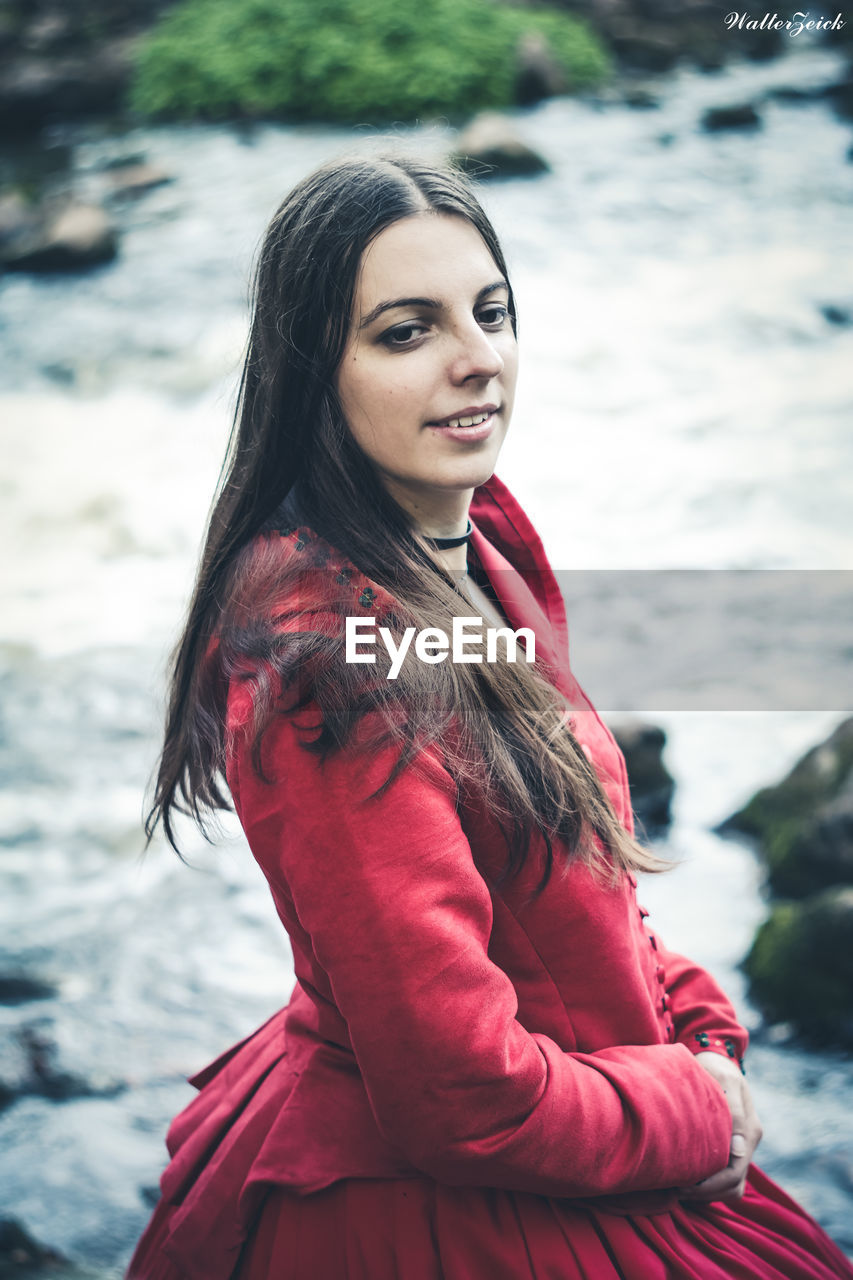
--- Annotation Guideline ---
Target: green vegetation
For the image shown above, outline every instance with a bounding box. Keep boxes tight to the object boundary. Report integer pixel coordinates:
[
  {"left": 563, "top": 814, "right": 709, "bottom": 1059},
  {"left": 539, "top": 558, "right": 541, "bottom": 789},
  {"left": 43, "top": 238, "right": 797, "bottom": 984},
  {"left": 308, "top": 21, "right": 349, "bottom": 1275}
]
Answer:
[
  {"left": 722, "top": 719, "right": 853, "bottom": 897},
  {"left": 130, "top": 0, "right": 610, "bottom": 123},
  {"left": 743, "top": 889, "right": 853, "bottom": 1042}
]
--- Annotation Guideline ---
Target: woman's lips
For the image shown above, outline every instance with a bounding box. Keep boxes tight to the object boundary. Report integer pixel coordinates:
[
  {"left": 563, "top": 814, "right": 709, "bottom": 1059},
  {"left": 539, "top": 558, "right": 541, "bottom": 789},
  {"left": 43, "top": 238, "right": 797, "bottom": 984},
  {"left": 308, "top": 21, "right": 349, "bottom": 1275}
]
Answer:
[{"left": 426, "top": 408, "right": 498, "bottom": 443}]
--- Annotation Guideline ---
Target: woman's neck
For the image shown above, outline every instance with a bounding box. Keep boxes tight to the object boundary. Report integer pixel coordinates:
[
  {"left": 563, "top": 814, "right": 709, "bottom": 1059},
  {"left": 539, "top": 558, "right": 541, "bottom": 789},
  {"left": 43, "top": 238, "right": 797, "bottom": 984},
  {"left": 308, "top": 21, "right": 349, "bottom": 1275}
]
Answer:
[
  {"left": 429, "top": 541, "right": 468, "bottom": 574},
  {"left": 382, "top": 481, "right": 473, "bottom": 573}
]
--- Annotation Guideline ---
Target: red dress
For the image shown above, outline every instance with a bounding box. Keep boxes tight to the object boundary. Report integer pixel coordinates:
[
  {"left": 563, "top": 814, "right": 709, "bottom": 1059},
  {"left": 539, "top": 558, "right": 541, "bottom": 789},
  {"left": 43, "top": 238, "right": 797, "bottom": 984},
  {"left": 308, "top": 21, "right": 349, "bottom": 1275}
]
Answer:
[{"left": 128, "top": 477, "right": 853, "bottom": 1280}]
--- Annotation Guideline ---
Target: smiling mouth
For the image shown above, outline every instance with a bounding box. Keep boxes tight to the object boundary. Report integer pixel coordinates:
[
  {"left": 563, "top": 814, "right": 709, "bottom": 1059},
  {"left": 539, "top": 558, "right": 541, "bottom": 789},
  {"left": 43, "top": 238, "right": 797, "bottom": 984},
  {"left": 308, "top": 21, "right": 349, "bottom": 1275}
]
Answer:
[{"left": 429, "top": 407, "right": 497, "bottom": 429}]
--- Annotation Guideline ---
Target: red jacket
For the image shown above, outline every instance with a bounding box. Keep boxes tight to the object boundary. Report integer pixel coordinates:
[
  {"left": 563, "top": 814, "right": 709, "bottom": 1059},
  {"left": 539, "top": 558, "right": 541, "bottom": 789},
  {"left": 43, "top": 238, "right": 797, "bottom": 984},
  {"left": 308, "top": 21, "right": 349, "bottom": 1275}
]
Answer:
[{"left": 155, "top": 476, "right": 746, "bottom": 1280}]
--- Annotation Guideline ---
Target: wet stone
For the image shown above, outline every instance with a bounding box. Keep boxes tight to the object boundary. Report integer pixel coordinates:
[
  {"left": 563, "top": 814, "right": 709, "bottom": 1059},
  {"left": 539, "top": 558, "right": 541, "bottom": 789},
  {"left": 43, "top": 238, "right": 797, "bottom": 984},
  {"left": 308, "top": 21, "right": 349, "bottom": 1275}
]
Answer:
[
  {"left": 743, "top": 887, "right": 853, "bottom": 1046},
  {"left": 819, "top": 304, "right": 852, "bottom": 328},
  {"left": 0, "top": 1217, "right": 68, "bottom": 1275},
  {"left": 0, "top": 1023, "right": 125, "bottom": 1112},
  {"left": 451, "top": 113, "right": 550, "bottom": 180},
  {"left": 0, "top": 975, "right": 57, "bottom": 1006},
  {"left": 702, "top": 102, "right": 762, "bottom": 131},
  {"left": 1, "top": 201, "right": 118, "bottom": 273},
  {"left": 719, "top": 717, "right": 853, "bottom": 898},
  {"left": 610, "top": 721, "right": 675, "bottom": 832},
  {"left": 105, "top": 163, "right": 175, "bottom": 199},
  {"left": 514, "top": 31, "right": 568, "bottom": 107}
]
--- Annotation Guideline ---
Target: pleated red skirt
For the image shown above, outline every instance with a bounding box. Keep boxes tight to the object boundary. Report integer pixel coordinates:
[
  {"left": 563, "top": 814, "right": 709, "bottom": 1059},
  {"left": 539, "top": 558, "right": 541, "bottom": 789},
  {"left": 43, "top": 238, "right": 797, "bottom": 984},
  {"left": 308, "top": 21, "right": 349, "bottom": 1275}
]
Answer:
[{"left": 129, "top": 1164, "right": 852, "bottom": 1280}]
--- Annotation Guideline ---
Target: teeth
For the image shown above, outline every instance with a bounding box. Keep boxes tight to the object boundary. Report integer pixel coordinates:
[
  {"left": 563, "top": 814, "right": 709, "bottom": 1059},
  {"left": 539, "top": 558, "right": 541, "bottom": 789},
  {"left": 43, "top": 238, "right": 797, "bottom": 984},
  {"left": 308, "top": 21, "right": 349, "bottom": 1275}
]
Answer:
[{"left": 446, "top": 411, "right": 491, "bottom": 429}]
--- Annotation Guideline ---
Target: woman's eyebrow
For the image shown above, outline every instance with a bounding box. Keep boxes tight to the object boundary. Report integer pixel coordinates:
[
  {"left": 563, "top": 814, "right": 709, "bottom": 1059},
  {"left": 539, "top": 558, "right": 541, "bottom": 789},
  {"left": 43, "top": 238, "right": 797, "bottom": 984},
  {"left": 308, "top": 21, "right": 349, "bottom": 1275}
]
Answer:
[{"left": 358, "top": 279, "right": 508, "bottom": 330}]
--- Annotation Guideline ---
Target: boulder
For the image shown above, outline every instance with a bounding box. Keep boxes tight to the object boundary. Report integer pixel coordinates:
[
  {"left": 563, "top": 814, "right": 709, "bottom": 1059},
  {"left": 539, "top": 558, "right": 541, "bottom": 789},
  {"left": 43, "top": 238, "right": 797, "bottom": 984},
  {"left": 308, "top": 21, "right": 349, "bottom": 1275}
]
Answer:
[
  {"left": 105, "top": 162, "right": 175, "bottom": 198},
  {"left": 0, "top": 1021, "right": 123, "bottom": 1111},
  {"left": 15, "top": 1024, "right": 123, "bottom": 1102},
  {"left": 0, "top": 1029, "right": 34, "bottom": 1112},
  {"left": 451, "top": 113, "right": 550, "bottom": 180},
  {"left": 0, "top": 1218, "right": 69, "bottom": 1275},
  {"left": 622, "top": 83, "right": 661, "bottom": 110},
  {"left": 0, "top": 974, "right": 57, "bottom": 1005},
  {"left": 514, "top": 31, "right": 568, "bottom": 106},
  {"left": 0, "top": 0, "right": 178, "bottom": 136},
  {"left": 801, "top": 770, "right": 853, "bottom": 883},
  {"left": 2, "top": 201, "right": 118, "bottom": 272},
  {"left": 610, "top": 720, "right": 675, "bottom": 831},
  {"left": 743, "top": 886, "right": 853, "bottom": 1044},
  {"left": 701, "top": 102, "right": 762, "bottom": 132},
  {"left": 767, "top": 83, "right": 831, "bottom": 105},
  {"left": 718, "top": 717, "right": 853, "bottom": 897},
  {"left": 819, "top": 303, "right": 852, "bottom": 327},
  {"left": 0, "top": 192, "right": 37, "bottom": 249},
  {"left": 606, "top": 24, "right": 682, "bottom": 73},
  {"left": 0, "top": 42, "right": 135, "bottom": 137},
  {"left": 546, "top": 0, "right": 783, "bottom": 70}
]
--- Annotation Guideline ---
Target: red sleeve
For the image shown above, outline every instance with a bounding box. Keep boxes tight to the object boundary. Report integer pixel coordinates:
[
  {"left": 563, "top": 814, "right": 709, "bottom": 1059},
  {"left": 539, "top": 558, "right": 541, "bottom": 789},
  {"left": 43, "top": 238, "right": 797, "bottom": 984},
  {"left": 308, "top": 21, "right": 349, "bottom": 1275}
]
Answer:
[
  {"left": 231, "top": 708, "right": 733, "bottom": 1199},
  {"left": 654, "top": 937, "right": 749, "bottom": 1072}
]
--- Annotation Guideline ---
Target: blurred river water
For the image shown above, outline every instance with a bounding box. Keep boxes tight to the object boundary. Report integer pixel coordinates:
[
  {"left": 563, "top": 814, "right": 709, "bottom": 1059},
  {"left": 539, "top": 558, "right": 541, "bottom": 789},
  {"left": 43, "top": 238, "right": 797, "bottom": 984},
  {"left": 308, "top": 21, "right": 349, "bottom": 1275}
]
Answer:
[{"left": 1, "top": 45, "right": 852, "bottom": 1273}]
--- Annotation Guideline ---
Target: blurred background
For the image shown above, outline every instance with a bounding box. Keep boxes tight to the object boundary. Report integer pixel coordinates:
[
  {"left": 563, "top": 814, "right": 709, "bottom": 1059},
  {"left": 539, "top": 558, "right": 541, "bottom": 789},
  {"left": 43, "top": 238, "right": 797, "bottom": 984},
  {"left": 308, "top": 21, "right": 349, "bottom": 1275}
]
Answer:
[{"left": 1, "top": 1, "right": 852, "bottom": 1274}]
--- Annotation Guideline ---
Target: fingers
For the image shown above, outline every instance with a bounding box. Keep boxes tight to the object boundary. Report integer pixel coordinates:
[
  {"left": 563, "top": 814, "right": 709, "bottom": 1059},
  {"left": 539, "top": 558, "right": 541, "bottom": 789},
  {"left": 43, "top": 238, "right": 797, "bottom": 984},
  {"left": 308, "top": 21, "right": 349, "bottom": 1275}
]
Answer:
[
  {"left": 678, "top": 1119, "right": 762, "bottom": 1202},
  {"left": 677, "top": 1104, "right": 763, "bottom": 1205},
  {"left": 677, "top": 1134, "right": 750, "bottom": 1203},
  {"left": 684, "top": 1050, "right": 764, "bottom": 1205}
]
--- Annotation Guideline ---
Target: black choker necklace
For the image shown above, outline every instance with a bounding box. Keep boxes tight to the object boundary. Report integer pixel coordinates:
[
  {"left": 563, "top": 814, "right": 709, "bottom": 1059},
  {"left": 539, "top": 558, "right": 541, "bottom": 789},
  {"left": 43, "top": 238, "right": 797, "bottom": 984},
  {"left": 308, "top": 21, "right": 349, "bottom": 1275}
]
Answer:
[{"left": 426, "top": 520, "right": 473, "bottom": 550}]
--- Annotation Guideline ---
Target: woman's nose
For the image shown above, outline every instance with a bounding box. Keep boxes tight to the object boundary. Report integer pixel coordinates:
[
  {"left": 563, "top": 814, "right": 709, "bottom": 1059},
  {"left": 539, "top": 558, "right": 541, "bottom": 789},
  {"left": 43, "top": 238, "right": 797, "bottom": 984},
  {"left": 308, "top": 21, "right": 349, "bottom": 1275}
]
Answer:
[{"left": 448, "top": 321, "right": 503, "bottom": 383}]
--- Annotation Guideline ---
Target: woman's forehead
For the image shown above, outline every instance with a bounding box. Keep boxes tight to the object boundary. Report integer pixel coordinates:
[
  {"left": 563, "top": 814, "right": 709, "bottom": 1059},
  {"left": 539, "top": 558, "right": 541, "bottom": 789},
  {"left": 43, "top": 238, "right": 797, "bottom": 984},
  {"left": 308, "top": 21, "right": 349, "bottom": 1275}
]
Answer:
[{"left": 355, "top": 213, "right": 502, "bottom": 310}]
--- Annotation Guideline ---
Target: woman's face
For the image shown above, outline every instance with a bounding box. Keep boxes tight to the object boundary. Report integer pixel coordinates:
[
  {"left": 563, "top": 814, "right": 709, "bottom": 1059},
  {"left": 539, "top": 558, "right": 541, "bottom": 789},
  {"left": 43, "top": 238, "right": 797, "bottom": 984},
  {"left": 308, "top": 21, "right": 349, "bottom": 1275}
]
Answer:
[{"left": 336, "top": 212, "right": 518, "bottom": 531}]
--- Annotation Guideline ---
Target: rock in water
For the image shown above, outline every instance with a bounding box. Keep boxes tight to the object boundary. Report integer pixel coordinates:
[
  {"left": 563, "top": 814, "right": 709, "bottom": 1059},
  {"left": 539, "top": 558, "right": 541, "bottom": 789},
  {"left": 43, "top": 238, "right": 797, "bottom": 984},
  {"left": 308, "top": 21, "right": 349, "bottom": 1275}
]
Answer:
[
  {"left": 0, "top": 192, "right": 36, "bottom": 249},
  {"left": 0, "top": 1217, "right": 68, "bottom": 1273},
  {"left": 515, "top": 32, "right": 568, "bottom": 106},
  {"left": 0, "top": 974, "right": 57, "bottom": 1005},
  {"left": 610, "top": 720, "right": 675, "bottom": 832},
  {"left": 718, "top": 717, "right": 853, "bottom": 897},
  {"left": 106, "top": 162, "right": 175, "bottom": 198},
  {"left": 819, "top": 303, "right": 852, "bottom": 327},
  {"left": 451, "top": 113, "right": 550, "bottom": 179},
  {"left": 2, "top": 202, "right": 118, "bottom": 272},
  {"left": 606, "top": 26, "right": 681, "bottom": 73},
  {"left": 702, "top": 103, "right": 762, "bottom": 131},
  {"left": 744, "top": 887, "right": 853, "bottom": 1044}
]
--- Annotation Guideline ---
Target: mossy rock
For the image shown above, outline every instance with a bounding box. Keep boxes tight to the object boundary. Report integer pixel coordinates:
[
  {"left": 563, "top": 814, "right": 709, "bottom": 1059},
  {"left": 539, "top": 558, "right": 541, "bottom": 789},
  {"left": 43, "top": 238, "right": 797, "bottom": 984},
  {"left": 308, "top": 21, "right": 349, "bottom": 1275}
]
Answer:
[
  {"left": 129, "top": 0, "right": 610, "bottom": 124},
  {"left": 718, "top": 717, "right": 853, "bottom": 898},
  {"left": 451, "top": 113, "right": 550, "bottom": 179},
  {"left": 743, "top": 887, "right": 853, "bottom": 1044},
  {"left": 610, "top": 720, "right": 674, "bottom": 831}
]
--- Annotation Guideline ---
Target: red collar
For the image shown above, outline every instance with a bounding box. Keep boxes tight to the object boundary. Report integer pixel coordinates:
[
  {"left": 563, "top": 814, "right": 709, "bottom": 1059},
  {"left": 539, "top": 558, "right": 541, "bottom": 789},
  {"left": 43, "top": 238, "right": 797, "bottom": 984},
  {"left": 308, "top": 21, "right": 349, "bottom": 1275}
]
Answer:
[{"left": 470, "top": 476, "right": 570, "bottom": 686}]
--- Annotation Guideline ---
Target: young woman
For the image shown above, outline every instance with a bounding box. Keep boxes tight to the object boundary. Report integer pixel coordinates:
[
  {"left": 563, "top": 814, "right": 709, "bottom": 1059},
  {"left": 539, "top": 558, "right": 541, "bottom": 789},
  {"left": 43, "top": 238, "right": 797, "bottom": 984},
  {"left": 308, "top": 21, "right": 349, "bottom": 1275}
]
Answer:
[{"left": 127, "top": 154, "right": 853, "bottom": 1280}]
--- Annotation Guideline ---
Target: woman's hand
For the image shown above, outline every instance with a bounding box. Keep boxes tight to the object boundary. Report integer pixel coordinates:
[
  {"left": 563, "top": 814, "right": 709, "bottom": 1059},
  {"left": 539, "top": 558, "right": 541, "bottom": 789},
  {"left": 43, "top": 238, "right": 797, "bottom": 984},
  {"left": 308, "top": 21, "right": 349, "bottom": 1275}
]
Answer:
[{"left": 677, "top": 1051, "right": 763, "bottom": 1205}]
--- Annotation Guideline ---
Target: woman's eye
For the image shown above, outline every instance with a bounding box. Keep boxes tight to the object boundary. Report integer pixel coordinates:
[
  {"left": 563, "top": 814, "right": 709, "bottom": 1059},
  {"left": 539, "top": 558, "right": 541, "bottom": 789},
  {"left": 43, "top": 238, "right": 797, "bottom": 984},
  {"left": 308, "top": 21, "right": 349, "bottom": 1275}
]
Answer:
[
  {"left": 380, "top": 322, "right": 427, "bottom": 348},
  {"left": 477, "top": 304, "right": 510, "bottom": 329}
]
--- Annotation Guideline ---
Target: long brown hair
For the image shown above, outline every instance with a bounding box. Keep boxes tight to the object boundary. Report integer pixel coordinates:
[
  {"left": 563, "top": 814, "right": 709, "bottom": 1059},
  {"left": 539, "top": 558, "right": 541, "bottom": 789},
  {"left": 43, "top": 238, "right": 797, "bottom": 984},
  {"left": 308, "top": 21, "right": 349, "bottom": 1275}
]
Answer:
[{"left": 147, "top": 152, "right": 660, "bottom": 886}]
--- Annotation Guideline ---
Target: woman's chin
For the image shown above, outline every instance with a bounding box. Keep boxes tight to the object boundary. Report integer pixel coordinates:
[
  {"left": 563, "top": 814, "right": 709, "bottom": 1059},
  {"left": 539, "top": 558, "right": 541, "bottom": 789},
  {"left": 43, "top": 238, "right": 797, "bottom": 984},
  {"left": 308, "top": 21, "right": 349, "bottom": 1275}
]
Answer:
[
  {"left": 434, "top": 452, "right": 504, "bottom": 494},
  {"left": 426, "top": 465, "right": 499, "bottom": 496}
]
